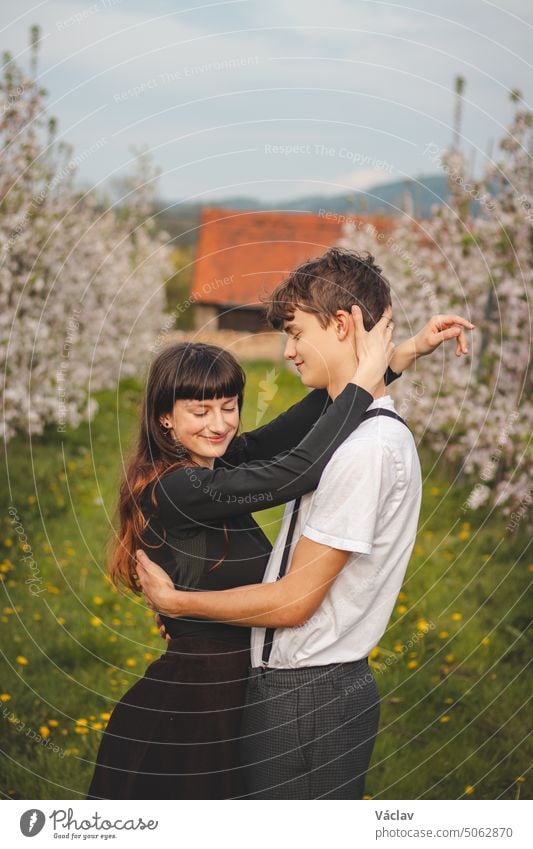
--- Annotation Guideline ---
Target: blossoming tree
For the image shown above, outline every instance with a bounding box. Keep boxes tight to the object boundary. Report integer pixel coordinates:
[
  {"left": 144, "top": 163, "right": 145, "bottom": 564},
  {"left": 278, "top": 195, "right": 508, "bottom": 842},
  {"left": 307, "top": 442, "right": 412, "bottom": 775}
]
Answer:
[
  {"left": 0, "top": 27, "right": 172, "bottom": 440},
  {"left": 340, "top": 92, "right": 532, "bottom": 514}
]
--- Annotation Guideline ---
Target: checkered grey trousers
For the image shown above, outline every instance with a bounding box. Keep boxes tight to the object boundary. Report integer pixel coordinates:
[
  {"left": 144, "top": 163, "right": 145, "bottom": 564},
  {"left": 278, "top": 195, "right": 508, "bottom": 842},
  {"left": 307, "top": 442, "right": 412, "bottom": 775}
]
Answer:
[{"left": 238, "top": 658, "right": 380, "bottom": 799}]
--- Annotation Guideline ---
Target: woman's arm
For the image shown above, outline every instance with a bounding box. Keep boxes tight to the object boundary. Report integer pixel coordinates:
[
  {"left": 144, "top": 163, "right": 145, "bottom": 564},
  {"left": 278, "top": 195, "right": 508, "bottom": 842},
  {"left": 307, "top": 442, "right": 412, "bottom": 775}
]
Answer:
[
  {"left": 220, "top": 388, "right": 330, "bottom": 466},
  {"left": 147, "top": 306, "right": 393, "bottom": 529},
  {"left": 390, "top": 314, "right": 474, "bottom": 374},
  {"left": 224, "top": 366, "right": 401, "bottom": 466},
  {"left": 150, "top": 381, "right": 373, "bottom": 528}
]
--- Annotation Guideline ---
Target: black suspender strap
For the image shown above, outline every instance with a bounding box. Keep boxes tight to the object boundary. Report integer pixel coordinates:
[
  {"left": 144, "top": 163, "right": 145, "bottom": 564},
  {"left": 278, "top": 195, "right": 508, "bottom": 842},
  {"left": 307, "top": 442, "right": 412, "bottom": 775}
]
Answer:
[
  {"left": 260, "top": 407, "right": 409, "bottom": 667},
  {"left": 261, "top": 495, "right": 301, "bottom": 666},
  {"left": 361, "top": 408, "right": 410, "bottom": 428}
]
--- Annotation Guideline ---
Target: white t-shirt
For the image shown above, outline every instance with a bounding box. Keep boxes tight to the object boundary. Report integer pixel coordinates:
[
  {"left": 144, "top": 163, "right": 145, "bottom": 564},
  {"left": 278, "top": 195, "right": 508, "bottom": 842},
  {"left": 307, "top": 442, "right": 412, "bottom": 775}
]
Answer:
[{"left": 250, "top": 394, "right": 422, "bottom": 668}]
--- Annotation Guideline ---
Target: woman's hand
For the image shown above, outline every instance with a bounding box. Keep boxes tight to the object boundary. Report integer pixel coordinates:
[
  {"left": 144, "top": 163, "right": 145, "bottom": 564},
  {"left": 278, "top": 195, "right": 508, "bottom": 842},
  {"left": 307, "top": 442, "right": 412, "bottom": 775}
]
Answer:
[
  {"left": 390, "top": 314, "right": 475, "bottom": 374},
  {"left": 136, "top": 550, "right": 183, "bottom": 617},
  {"left": 350, "top": 305, "right": 395, "bottom": 397},
  {"left": 155, "top": 613, "right": 171, "bottom": 643},
  {"left": 413, "top": 314, "right": 474, "bottom": 358}
]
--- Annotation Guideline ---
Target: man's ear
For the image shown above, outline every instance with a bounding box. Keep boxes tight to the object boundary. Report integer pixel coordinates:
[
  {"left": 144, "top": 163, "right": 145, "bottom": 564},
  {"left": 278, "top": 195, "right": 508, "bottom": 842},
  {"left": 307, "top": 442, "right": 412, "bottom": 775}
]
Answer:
[{"left": 334, "top": 309, "right": 352, "bottom": 340}]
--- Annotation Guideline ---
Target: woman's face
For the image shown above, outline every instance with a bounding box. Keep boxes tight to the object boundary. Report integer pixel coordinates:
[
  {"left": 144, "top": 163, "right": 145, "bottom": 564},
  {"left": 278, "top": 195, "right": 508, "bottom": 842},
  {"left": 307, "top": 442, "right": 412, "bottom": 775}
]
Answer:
[{"left": 160, "top": 395, "right": 240, "bottom": 467}]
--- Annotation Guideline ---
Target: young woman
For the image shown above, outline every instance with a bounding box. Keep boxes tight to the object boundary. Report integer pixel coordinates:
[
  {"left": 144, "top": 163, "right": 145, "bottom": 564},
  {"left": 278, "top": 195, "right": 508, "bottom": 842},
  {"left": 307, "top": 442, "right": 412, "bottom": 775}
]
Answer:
[{"left": 87, "top": 327, "right": 394, "bottom": 800}]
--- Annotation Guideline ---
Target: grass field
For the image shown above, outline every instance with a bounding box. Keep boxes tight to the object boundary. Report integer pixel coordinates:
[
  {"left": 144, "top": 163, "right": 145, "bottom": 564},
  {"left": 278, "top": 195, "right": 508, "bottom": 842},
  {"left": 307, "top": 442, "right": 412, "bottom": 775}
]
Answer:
[{"left": 1, "top": 362, "right": 530, "bottom": 800}]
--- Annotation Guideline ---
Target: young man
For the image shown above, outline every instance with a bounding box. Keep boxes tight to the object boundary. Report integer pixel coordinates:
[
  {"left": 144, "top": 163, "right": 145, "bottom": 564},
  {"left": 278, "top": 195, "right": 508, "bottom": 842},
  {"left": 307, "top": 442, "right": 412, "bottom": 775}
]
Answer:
[{"left": 138, "top": 248, "right": 473, "bottom": 799}]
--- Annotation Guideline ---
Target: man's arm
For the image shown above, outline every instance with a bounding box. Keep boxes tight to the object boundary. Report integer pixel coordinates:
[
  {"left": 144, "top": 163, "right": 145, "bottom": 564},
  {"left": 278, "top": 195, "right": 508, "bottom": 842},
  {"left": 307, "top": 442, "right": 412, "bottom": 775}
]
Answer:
[
  {"left": 137, "top": 538, "right": 352, "bottom": 628},
  {"left": 390, "top": 313, "right": 474, "bottom": 374},
  {"left": 137, "top": 438, "right": 388, "bottom": 628}
]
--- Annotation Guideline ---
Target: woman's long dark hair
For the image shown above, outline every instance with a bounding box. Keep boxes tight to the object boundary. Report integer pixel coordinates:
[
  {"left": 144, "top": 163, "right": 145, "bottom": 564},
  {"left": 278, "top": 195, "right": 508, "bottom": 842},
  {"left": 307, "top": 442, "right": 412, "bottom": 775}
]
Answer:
[{"left": 110, "top": 342, "right": 246, "bottom": 592}]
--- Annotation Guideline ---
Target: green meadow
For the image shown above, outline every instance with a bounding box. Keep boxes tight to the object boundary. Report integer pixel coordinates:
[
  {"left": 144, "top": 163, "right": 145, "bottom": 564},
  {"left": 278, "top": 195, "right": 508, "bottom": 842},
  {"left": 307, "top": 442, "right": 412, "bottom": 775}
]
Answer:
[{"left": 1, "top": 363, "right": 530, "bottom": 800}]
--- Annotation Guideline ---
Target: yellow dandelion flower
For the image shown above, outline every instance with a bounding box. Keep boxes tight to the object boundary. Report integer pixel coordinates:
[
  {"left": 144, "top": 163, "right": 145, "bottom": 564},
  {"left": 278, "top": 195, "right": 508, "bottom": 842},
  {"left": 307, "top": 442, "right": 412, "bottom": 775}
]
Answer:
[
  {"left": 461, "top": 522, "right": 471, "bottom": 531},
  {"left": 440, "top": 715, "right": 451, "bottom": 723},
  {"left": 444, "top": 697, "right": 453, "bottom": 704},
  {"left": 111, "top": 618, "right": 121, "bottom": 626},
  {"left": 363, "top": 794, "right": 373, "bottom": 799},
  {"left": 439, "top": 630, "right": 449, "bottom": 639},
  {"left": 125, "top": 658, "right": 137, "bottom": 667},
  {"left": 445, "top": 653, "right": 455, "bottom": 663},
  {"left": 150, "top": 626, "right": 159, "bottom": 636},
  {"left": 48, "top": 719, "right": 59, "bottom": 727},
  {"left": 464, "top": 785, "right": 475, "bottom": 795},
  {"left": 93, "top": 596, "right": 104, "bottom": 605},
  {"left": 4, "top": 538, "right": 13, "bottom": 547},
  {"left": 0, "top": 693, "right": 11, "bottom": 702},
  {"left": 16, "top": 655, "right": 28, "bottom": 665},
  {"left": 74, "top": 726, "right": 89, "bottom": 735},
  {"left": 490, "top": 673, "right": 497, "bottom": 680},
  {"left": 481, "top": 637, "right": 490, "bottom": 646},
  {"left": 56, "top": 617, "right": 65, "bottom": 625},
  {"left": 108, "top": 636, "right": 117, "bottom": 643},
  {"left": 64, "top": 748, "right": 80, "bottom": 756},
  {"left": 415, "top": 544, "right": 424, "bottom": 556},
  {"left": 32, "top": 612, "right": 42, "bottom": 621},
  {"left": 407, "top": 660, "right": 418, "bottom": 669},
  {"left": 3, "top": 607, "right": 13, "bottom": 614},
  {"left": 398, "top": 591, "right": 407, "bottom": 601},
  {"left": 417, "top": 619, "right": 430, "bottom": 633},
  {"left": 393, "top": 642, "right": 403, "bottom": 653},
  {"left": 408, "top": 651, "right": 417, "bottom": 658},
  {"left": 39, "top": 726, "right": 50, "bottom": 738},
  {"left": 369, "top": 647, "right": 380, "bottom": 659},
  {"left": 75, "top": 718, "right": 88, "bottom": 726},
  {"left": 27, "top": 495, "right": 37, "bottom": 505},
  {"left": 91, "top": 722, "right": 103, "bottom": 730},
  {"left": 451, "top": 612, "right": 463, "bottom": 621},
  {"left": 397, "top": 604, "right": 408, "bottom": 615},
  {"left": 458, "top": 530, "right": 470, "bottom": 541},
  {"left": 145, "top": 609, "right": 154, "bottom": 618},
  {"left": 90, "top": 616, "right": 102, "bottom": 627},
  {"left": 515, "top": 776, "right": 525, "bottom": 783},
  {"left": 430, "top": 487, "right": 440, "bottom": 496},
  {"left": 144, "top": 652, "right": 154, "bottom": 661},
  {"left": 100, "top": 712, "right": 111, "bottom": 721}
]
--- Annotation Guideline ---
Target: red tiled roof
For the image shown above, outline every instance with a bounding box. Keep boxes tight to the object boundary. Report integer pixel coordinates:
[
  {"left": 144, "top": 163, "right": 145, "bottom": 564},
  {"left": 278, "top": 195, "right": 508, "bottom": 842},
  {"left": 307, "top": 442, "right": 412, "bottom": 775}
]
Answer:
[{"left": 191, "top": 208, "right": 397, "bottom": 307}]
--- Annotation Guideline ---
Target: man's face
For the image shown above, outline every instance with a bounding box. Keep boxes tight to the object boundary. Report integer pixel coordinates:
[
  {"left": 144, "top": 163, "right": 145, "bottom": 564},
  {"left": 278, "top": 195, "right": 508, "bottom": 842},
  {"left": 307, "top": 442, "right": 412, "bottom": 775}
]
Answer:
[{"left": 282, "top": 308, "right": 347, "bottom": 389}]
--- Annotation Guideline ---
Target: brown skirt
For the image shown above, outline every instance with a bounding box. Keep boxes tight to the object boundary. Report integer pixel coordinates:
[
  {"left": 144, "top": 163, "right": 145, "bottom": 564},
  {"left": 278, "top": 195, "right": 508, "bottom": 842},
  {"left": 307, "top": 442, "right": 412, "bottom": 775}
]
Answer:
[{"left": 87, "top": 636, "right": 250, "bottom": 800}]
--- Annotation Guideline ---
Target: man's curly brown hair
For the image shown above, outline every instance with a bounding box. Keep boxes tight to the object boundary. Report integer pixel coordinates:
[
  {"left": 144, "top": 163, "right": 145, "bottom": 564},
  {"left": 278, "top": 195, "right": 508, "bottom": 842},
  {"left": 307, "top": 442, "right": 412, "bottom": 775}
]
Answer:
[{"left": 264, "top": 247, "right": 392, "bottom": 332}]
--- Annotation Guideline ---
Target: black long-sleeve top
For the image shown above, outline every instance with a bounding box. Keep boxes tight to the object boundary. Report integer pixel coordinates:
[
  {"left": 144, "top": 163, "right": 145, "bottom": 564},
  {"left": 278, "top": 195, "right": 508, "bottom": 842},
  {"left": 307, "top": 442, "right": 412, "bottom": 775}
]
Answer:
[{"left": 140, "top": 370, "right": 400, "bottom": 644}]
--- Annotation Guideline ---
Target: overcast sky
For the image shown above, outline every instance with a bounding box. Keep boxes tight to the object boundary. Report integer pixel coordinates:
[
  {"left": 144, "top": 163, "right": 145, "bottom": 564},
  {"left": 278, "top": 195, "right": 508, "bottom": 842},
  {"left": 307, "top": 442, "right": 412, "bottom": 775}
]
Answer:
[{"left": 2, "top": 0, "right": 532, "bottom": 204}]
